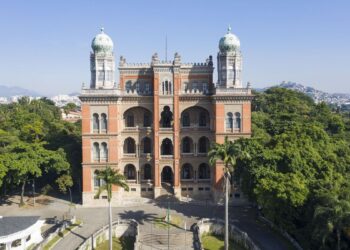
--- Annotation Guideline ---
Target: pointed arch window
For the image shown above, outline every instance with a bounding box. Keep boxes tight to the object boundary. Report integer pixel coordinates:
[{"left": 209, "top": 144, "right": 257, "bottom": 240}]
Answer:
[
  {"left": 126, "top": 114, "right": 134, "bottom": 127},
  {"left": 101, "top": 113, "right": 107, "bottom": 132},
  {"left": 198, "top": 137, "right": 209, "bottom": 153},
  {"left": 143, "top": 113, "right": 151, "bottom": 127},
  {"left": 93, "top": 113, "right": 100, "bottom": 133},
  {"left": 124, "top": 164, "right": 136, "bottom": 180},
  {"left": 182, "top": 112, "right": 190, "bottom": 127},
  {"left": 199, "top": 111, "right": 207, "bottom": 127},
  {"left": 100, "top": 142, "right": 108, "bottom": 162},
  {"left": 142, "top": 137, "right": 152, "bottom": 154},
  {"left": 93, "top": 142, "right": 100, "bottom": 162},
  {"left": 182, "top": 137, "right": 193, "bottom": 153},
  {"left": 124, "top": 137, "right": 136, "bottom": 154},
  {"left": 161, "top": 138, "right": 173, "bottom": 155},
  {"left": 143, "top": 164, "right": 152, "bottom": 180},
  {"left": 226, "top": 112, "right": 233, "bottom": 129},
  {"left": 198, "top": 163, "right": 210, "bottom": 179},
  {"left": 234, "top": 112, "right": 241, "bottom": 130},
  {"left": 181, "top": 163, "right": 193, "bottom": 180}
]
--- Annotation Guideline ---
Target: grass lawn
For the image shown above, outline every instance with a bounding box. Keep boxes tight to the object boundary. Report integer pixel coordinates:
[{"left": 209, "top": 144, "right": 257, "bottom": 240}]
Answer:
[
  {"left": 95, "top": 236, "right": 134, "bottom": 250},
  {"left": 201, "top": 234, "right": 246, "bottom": 250}
]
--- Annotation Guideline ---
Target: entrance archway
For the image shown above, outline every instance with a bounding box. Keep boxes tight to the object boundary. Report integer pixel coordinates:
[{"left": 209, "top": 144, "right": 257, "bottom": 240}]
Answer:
[{"left": 161, "top": 166, "right": 173, "bottom": 183}]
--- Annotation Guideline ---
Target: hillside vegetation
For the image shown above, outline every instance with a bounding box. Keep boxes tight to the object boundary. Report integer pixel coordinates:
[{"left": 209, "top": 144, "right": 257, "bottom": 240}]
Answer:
[{"left": 235, "top": 88, "right": 350, "bottom": 249}]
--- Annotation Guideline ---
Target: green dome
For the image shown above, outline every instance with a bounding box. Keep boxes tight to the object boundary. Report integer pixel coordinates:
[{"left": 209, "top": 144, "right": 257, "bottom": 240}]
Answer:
[
  {"left": 91, "top": 28, "right": 114, "bottom": 54},
  {"left": 219, "top": 26, "right": 240, "bottom": 53}
]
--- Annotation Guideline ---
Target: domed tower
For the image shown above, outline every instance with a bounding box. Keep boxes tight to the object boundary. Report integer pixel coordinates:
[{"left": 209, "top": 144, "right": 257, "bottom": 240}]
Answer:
[
  {"left": 90, "top": 28, "right": 115, "bottom": 89},
  {"left": 217, "top": 26, "right": 242, "bottom": 88}
]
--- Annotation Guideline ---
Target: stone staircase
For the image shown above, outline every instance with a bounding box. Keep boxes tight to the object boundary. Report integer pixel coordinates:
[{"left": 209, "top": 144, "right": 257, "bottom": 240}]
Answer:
[{"left": 138, "top": 230, "right": 194, "bottom": 250}]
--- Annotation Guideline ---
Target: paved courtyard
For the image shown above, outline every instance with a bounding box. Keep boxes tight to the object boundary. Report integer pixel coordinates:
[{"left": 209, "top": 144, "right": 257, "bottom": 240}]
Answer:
[{"left": 0, "top": 195, "right": 293, "bottom": 250}]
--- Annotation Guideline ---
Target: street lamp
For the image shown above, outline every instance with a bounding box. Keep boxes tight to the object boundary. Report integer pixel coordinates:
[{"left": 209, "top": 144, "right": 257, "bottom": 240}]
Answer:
[{"left": 28, "top": 179, "right": 35, "bottom": 206}]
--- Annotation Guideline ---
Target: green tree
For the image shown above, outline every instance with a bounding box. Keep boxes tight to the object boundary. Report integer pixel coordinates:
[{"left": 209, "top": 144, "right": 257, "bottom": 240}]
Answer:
[
  {"left": 235, "top": 88, "right": 350, "bottom": 249},
  {"left": 208, "top": 137, "right": 248, "bottom": 250},
  {"left": 0, "top": 142, "right": 70, "bottom": 206},
  {"left": 312, "top": 178, "right": 350, "bottom": 250},
  {"left": 95, "top": 166, "right": 129, "bottom": 250}
]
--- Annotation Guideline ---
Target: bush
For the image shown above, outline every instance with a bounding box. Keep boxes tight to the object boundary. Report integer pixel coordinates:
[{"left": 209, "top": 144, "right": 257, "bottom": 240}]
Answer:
[{"left": 41, "top": 184, "right": 53, "bottom": 195}]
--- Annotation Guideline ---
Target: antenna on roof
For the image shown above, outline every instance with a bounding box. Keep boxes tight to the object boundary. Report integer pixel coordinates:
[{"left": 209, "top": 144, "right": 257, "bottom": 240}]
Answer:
[{"left": 165, "top": 34, "right": 168, "bottom": 62}]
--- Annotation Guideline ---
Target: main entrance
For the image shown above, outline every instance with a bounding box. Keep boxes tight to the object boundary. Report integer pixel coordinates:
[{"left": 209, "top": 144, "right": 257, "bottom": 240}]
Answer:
[{"left": 161, "top": 166, "right": 173, "bottom": 183}]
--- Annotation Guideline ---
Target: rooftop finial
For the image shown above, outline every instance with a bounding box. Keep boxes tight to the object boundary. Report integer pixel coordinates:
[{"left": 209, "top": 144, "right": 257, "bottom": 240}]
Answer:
[
  {"left": 100, "top": 27, "right": 104, "bottom": 33},
  {"left": 227, "top": 25, "right": 231, "bottom": 33}
]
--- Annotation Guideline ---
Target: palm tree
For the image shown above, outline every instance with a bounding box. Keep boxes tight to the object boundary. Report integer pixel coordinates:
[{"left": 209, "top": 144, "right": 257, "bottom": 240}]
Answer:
[
  {"left": 313, "top": 191, "right": 350, "bottom": 250},
  {"left": 208, "top": 137, "right": 248, "bottom": 250},
  {"left": 95, "top": 166, "right": 129, "bottom": 250}
]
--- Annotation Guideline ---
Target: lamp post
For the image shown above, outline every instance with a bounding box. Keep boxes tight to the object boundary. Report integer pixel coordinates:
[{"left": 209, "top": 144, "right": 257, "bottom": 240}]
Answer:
[{"left": 28, "top": 179, "right": 35, "bottom": 206}]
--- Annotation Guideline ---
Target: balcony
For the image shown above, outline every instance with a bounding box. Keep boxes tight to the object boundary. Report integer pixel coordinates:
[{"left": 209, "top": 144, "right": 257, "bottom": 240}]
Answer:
[
  {"left": 123, "top": 153, "right": 136, "bottom": 158},
  {"left": 161, "top": 155, "right": 173, "bottom": 159},
  {"left": 81, "top": 88, "right": 153, "bottom": 96},
  {"left": 214, "top": 87, "right": 252, "bottom": 95}
]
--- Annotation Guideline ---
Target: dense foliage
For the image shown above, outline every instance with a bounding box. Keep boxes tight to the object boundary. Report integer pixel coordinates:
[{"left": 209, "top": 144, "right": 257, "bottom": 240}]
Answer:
[
  {"left": 0, "top": 97, "right": 81, "bottom": 204},
  {"left": 235, "top": 88, "right": 350, "bottom": 249}
]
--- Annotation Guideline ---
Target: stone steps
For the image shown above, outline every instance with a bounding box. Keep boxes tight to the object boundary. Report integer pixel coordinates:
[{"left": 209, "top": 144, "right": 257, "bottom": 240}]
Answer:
[{"left": 138, "top": 231, "right": 194, "bottom": 249}]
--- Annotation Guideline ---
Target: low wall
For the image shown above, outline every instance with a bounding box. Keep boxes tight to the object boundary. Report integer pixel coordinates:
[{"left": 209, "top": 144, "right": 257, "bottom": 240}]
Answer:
[
  {"left": 34, "top": 217, "right": 77, "bottom": 250},
  {"left": 258, "top": 216, "right": 302, "bottom": 250},
  {"left": 193, "top": 218, "right": 260, "bottom": 250},
  {"left": 77, "top": 219, "right": 139, "bottom": 250}
]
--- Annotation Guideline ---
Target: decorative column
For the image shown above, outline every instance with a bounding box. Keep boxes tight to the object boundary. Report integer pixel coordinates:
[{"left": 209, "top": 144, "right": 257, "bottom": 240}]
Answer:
[
  {"left": 153, "top": 72, "right": 161, "bottom": 198},
  {"left": 173, "top": 65, "right": 181, "bottom": 198}
]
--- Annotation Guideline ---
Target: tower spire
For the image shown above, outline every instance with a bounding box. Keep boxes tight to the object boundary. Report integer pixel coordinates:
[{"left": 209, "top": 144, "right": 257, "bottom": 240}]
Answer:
[{"left": 165, "top": 34, "right": 168, "bottom": 61}]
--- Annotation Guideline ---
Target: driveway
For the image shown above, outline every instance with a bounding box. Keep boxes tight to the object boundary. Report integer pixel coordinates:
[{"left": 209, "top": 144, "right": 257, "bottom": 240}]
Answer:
[{"left": 0, "top": 196, "right": 293, "bottom": 250}]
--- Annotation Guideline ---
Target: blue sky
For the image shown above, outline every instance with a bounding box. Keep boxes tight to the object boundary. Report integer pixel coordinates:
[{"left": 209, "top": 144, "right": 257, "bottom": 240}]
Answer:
[{"left": 0, "top": 0, "right": 349, "bottom": 96}]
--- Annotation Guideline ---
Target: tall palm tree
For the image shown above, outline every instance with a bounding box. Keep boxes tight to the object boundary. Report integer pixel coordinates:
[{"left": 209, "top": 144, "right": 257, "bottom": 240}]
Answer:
[
  {"left": 313, "top": 191, "right": 350, "bottom": 250},
  {"left": 95, "top": 166, "right": 129, "bottom": 250},
  {"left": 208, "top": 137, "right": 248, "bottom": 250}
]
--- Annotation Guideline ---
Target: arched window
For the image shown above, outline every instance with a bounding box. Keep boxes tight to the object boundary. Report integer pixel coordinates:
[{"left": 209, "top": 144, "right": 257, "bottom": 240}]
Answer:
[
  {"left": 161, "top": 106, "right": 173, "bottom": 128},
  {"left": 198, "top": 136, "right": 209, "bottom": 153},
  {"left": 143, "top": 164, "right": 152, "bottom": 180},
  {"left": 181, "top": 163, "right": 193, "bottom": 179},
  {"left": 199, "top": 111, "right": 207, "bottom": 127},
  {"left": 94, "top": 170, "right": 100, "bottom": 188},
  {"left": 126, "top": 114, "right": 134, "bottom": 127},
  {"left": 143, "top": 113, "right": 151, "bottom": 127},
  {"left": 161, "top": 138, "right": 173, "bottom": 155},
  {"left": 93, "top": 142, "right": 100, "bottom": 162},
  {"left": 101, "top": 113, "right": 107, "bottom": 132},
  {"left": 100, "top": 142, "right": 108, "bottom": 162},
  {"left": 234, "top": 112, "right": 241, "bottom": 129},
  {"left": 182, "top": 137, "right": 192, "bottom": 153},
  {"left": 126, "top": 81, "right": 132, "bottom": 93},
  {"left": 226, "top": 112, "right": 233, "bottom": 129},
  {"left": 124, "top": 137, "right": 136, "bottom": 154},
  {"left": 198, "top": 163, "right": 210, "bottom": 179},
  {"left": 142, "top": 137, "right": 152, "bottom": 154},
  {"left": 93, "top": 113, "right": 99, "bottom": 133},
  {"left": 124, "top": 164, "right": 136, "bottom": 180},
  {"left": 182, "top": 112, "right": 190, "bottom": 127}
]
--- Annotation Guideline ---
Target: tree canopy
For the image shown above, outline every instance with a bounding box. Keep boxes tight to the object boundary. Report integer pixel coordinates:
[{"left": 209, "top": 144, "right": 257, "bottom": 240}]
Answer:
[
  {"left": 236, "top": 88, "right": 350, "bottom": 249},
  {"left": 0, "top": 97, "right": 81, "bottom": 203}
]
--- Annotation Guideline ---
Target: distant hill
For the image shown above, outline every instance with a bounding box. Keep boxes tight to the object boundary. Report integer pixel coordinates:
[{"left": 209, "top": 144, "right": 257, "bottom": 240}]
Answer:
[
  {"left": 0, "top": 85, "right": 42, "bottom": 97},
  {"left": 259, "top": 81, "right": 350, "bottom": 106}
]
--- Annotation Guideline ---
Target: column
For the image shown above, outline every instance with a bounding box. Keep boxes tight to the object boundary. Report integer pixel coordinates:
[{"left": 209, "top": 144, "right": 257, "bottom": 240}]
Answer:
[
  {"left": 173, "top": 70, "right": 181, "bottom": 198},
  {"left": 153, "top": 72, "right": 161, "bottom": 198}
]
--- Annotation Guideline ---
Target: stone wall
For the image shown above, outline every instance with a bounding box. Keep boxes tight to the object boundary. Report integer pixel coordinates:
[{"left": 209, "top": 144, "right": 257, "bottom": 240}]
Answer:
[
  {"left": 193, "top": 218, "right": 260, "bottom": 250},
  {"left": 77, "top": 219, "right": 139, "bottom": 250}
]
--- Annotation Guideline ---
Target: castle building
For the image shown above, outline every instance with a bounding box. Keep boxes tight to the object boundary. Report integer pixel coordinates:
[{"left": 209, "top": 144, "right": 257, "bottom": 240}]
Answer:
[{"left": 80, "top": 27, "right": 253, "bottom": 206}]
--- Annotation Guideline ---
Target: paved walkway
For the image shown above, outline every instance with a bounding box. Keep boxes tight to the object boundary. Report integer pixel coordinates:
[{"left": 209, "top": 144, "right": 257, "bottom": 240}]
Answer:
[{"left": 0, "top": 197, "right": 293, "bottom": 250}]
